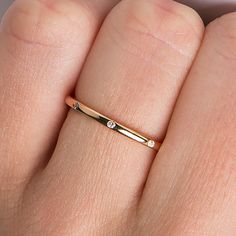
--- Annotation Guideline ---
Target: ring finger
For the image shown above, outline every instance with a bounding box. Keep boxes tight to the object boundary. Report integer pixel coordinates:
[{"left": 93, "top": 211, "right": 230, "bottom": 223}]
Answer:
[{"left": 27, "top": 0, "right": 204, "bottom": 233}]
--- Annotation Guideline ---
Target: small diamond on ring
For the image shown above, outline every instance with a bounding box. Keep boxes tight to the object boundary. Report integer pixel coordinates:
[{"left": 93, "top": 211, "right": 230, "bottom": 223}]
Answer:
[
  {"left": 147, "top": 140, "right": 155, "bottom": 148},
  {"left": 73, "top": 103, "right": 79, "bottom": 110},
  {"left": 107, "top": 120, "right": 116, "bottom": 129}
]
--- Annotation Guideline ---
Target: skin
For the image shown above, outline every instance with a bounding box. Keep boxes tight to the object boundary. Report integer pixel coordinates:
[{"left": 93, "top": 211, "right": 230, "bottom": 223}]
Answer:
[
  {"left": 0, "top": 0, "right": 236, "bottom": 235},
  {"left": 178, "top": 0, "right": 236, "bottom": 23}
]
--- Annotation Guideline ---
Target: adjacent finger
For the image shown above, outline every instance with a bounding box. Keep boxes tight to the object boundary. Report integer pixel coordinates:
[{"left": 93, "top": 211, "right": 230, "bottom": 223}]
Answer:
[
  {"left": 0, "top": 0, "right": 119, "bottom": 218},
  {"left": 139, "top": 13, "right": 236, "bottom": 235}
]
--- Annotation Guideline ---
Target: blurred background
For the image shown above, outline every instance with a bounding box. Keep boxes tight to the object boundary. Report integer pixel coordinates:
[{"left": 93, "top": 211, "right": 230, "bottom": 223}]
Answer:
[
  {"left": 1, "top": 0, "right": 236, "bottom": 24},
  {"left": 0, "top": 0, "right": 13, "bottom": 18}
]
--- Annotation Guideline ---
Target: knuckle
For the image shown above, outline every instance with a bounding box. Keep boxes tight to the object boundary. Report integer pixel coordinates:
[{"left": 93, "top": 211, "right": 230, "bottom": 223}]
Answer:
[
  {"left": 1, "top": 0, "right": 96, "bottom": 49},
  {"left": 107, "top": 0, "right": 203, "bottom": 58},
  {"left": 207, "top": 12, "right": 236, "bottom": 60}
]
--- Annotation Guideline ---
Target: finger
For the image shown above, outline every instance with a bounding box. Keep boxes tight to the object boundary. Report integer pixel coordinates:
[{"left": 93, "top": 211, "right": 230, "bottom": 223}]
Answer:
[
  {"left": 177, "top": 0, "right": 236, "bottom": 24},
  {"left": 35, "top": 0, "right": 204, "bottom": 231},
  {"left": 139, "top": 13, "right": 236, "bottom": 235},
  {"left": 0, "top": 0, "right": 118, "bottom": 213}
]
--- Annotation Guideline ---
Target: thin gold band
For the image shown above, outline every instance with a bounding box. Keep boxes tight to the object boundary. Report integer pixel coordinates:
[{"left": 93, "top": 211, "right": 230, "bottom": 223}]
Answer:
[{"left": 65, "top": 96, "right": 161, "bottom": 151}]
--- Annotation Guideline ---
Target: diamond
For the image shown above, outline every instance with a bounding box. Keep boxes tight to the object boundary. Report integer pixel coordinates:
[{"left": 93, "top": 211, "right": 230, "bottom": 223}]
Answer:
[
  {"left": 107, "top": 120, "right": 116, "bottom": 129},
  {"left": 73, "top": 103, "right": 79, "bottom": 110},
  {"left": 147, "top": 140, "right": 155, "bottom": 148}
]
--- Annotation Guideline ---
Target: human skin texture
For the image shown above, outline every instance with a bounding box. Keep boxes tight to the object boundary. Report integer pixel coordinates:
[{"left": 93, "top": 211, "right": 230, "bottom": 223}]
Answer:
[
  {"left": 1, "top": 0, "right": 236, "bottom": 21},
  {"left": 177, "top": 0, "right": 236, "bottom": 23},
  {"left": 0, "top": 0, "right": 236, "bottom": 235}
]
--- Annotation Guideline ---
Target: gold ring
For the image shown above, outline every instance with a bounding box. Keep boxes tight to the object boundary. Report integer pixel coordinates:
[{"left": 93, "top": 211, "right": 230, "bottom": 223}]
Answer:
[{"left": 65, "top": 96, "right": 162, "bottom": 151}]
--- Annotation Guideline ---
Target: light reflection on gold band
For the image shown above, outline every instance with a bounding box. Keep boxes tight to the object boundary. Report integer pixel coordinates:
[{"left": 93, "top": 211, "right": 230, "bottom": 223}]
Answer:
[{"left": 65, "top": 96, "right": 161, "bottom": 151}]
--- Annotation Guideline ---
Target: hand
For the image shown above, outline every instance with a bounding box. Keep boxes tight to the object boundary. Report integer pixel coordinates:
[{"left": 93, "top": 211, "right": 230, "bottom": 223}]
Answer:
[{"left": 0, "top": 0, "right": 235, "bottom": 235}]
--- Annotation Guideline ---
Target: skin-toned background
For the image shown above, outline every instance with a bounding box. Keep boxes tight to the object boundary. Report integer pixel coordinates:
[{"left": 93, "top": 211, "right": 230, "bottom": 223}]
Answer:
[{"left": 1, "top": 0, "right": 236, "bottom": 23}]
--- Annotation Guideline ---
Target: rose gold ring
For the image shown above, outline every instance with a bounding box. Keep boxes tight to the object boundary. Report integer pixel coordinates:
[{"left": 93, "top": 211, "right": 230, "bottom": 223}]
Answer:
[{"left": 65, "top": 96, "right": 162, "bottom": 151}]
